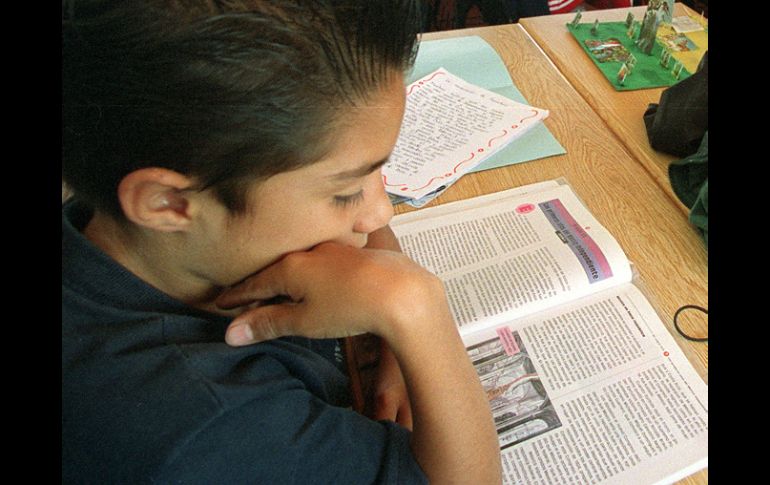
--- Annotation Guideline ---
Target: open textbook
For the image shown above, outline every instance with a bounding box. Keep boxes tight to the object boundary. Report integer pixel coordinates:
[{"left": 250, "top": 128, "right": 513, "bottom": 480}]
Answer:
[{"left": 390, "top": 180, "right": 708, "bottom": 485}]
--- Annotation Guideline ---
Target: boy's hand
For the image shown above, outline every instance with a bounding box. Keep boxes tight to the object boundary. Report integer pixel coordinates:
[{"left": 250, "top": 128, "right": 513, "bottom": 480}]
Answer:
[
  {"left": 361, "top": 226, "right": 413, "bottom": 429},
  {"left": 217, "top": 238, "right": 503, "bottom": 483},
  {"left": 371, "top": 341, "right": 413, "bottom": 430},
  {"left": 215, "top": 241, "right": 445, "bottom": 346}
]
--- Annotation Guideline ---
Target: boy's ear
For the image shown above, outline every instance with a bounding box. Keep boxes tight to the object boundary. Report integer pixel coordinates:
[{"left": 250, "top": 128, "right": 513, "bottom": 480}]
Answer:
[{"left": 117, "top": 168, "right": 196, "bottom": 232}]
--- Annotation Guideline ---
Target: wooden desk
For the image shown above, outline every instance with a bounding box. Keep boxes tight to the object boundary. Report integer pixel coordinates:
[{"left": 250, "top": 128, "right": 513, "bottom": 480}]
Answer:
[
  {"left": 520, "top": 3, "right": 707, "bottom": 216},
  {"left": 402, "top": 24, "right": 707, "bottom": 484}
]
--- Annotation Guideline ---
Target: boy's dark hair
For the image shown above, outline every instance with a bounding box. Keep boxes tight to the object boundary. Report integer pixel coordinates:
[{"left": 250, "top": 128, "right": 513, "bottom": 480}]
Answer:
[{"left": 63, "top": 0, "right": 422, "bottom": 219}]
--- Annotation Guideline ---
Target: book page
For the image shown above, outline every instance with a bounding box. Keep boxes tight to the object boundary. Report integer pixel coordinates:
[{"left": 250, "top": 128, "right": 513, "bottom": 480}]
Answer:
[
  {"left": 462, "top": 284, "right": 707, "bottom": 484},
  {"left": 391, "top": 183, "right": 632, "bottom": 335},
  {"left": 383, "top": 68, "right": 549, "bottom": 200}
]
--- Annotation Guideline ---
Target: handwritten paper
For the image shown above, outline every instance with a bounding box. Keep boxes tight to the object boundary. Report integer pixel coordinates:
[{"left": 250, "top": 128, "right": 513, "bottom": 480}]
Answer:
[{"left": 383, "top": 68, "right": 549, "bottom": 200}]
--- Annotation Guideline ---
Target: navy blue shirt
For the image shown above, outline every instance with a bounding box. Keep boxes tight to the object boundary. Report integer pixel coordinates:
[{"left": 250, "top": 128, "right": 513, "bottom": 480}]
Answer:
[{"left": 62, "top": 201, "right": 427, "bottom": 484}]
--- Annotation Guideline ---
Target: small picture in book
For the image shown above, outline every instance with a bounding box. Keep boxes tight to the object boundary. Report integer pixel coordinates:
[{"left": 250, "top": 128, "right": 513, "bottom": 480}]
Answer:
[
  {"left": 659, "top": 33, "right": 698, "bottom": 52},
  {"left": 467, "top": 331, "right": 562, "bottom": 450},
  {"left": 583, "top": 38, "right": 631, "bottom": 63}
]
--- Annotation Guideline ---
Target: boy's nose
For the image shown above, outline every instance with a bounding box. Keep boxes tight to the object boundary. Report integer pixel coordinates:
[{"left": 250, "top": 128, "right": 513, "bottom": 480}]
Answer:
[{"left": 353, "top": 176, "right": 394, "bottom": 235}]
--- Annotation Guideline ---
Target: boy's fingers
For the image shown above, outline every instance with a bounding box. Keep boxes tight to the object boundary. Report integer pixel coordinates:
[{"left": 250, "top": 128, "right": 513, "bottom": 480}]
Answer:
[
  {"left": 374, "top": 390, "right": 413, "bottom": 429},
  {"left": 216, "top": 260, "right": 295, "bottom": 310},
  {"left": 373, "top": 390, "right": 400, "bottom": 423},
  {"left": 225, "top": 304, "right": 296, "bottom": 346},
  {"left": 397, "top": 403, "right": 413, "bottom": 431}
]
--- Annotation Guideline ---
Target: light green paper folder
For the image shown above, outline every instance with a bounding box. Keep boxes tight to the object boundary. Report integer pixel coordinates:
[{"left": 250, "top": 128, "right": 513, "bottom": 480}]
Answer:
[
  {"left": 408, "top": 36, "right": 566, "bottom": 172},
  {"left": 408, "top": 36, "right": 516, "bottom": 90}
]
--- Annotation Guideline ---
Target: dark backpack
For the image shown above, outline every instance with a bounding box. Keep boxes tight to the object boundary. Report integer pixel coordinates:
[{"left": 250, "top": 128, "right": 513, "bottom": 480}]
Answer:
[{"left": 643, "top": 51, "right": 708, "bottom": 246}]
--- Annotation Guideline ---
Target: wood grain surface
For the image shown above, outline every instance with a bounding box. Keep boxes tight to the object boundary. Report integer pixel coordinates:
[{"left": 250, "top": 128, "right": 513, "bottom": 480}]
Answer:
[{"left": 400, "top": 23, "right": 707, "bottom": 483}]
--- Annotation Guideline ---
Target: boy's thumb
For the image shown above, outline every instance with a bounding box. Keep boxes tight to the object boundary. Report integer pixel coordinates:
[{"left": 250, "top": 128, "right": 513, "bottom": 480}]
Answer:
[{"left": 225, "top": 305, "right": 293, "bottom": 346}]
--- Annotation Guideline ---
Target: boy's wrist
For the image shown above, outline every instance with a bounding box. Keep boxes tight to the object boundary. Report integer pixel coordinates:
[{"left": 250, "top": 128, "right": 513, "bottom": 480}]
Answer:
[{"left": 376, "top": 276, "right": 457, "bottom": 353}]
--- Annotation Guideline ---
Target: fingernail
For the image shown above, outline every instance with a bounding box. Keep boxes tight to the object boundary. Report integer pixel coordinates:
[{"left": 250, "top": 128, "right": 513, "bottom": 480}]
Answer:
[{"left": 226, "top": 323, "right": 254, "bottom": 346}]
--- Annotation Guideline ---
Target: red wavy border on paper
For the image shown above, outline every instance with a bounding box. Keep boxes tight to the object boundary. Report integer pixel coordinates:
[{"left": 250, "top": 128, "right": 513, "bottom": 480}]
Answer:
[
  {"left": 382, "top": 174, "right": 406, "bottom": 188},
  {"left": 452, "top": 151, "right": 476, "bottom": 174},
  {"left": 518, "top": 109, "right": 540, "bottom": 123},
  {"left": 411, "top": 175, "right": 447, "bottom": 192},
  {"left": 423, "top": 70, "right": 446, "bottom": 83},
  {"left": 487, "top": 129, "right": 508, "bottom": 148},
  {"left": 406, "top": 70, "right": 447, "bottom": 96}
]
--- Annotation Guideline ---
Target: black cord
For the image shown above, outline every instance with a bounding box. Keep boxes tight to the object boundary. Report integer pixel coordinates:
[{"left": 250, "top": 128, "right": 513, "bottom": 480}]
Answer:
[{"left": 673, "top": 305, "right": 708, "bottom": 342}]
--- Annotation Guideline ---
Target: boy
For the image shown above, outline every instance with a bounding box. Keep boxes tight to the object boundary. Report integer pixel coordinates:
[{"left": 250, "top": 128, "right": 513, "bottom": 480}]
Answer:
[{"left": 62, "top": 0, "right": 502, "bottom": 483}]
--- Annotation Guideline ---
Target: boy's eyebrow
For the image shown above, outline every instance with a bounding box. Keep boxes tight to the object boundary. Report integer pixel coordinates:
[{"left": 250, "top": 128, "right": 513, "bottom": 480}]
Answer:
[{"left": 329, "top": 157, "right": 390, "bottom": 181}]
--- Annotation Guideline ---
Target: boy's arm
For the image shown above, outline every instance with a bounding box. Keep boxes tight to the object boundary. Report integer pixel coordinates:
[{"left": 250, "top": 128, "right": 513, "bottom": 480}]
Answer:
[
  {"left": 362, "top": 225, "right": 412, "bottom": 428},
  {"left": 216, "top": 242, "right": 502, "bottom": 483}
]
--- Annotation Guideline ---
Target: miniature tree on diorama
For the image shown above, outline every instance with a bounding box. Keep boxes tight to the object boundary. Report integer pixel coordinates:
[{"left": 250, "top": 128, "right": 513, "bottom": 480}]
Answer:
[
  {"left": 636, "top": 4, "right": 662, "bottom": 55},
  {"left": 570, "top": 11, "right": 582, "bottom": 28}
]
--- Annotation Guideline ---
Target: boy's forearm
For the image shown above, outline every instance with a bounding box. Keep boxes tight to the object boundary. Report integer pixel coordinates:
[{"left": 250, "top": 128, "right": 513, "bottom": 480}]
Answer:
[
  {"left": 383, "top": 290, "right": 503, "bottom": 484},
  {"left": 368, "top": 225, "right": 502, "bottom": 482},
  {"left": 219, "top": 235, "right": 502, "bottom": 481}
]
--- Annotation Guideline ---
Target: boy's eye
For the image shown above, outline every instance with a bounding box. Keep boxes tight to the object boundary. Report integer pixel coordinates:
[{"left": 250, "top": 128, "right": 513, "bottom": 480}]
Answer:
[{"left": 333, "top": 190, "right": 364, "bottom": 208}]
